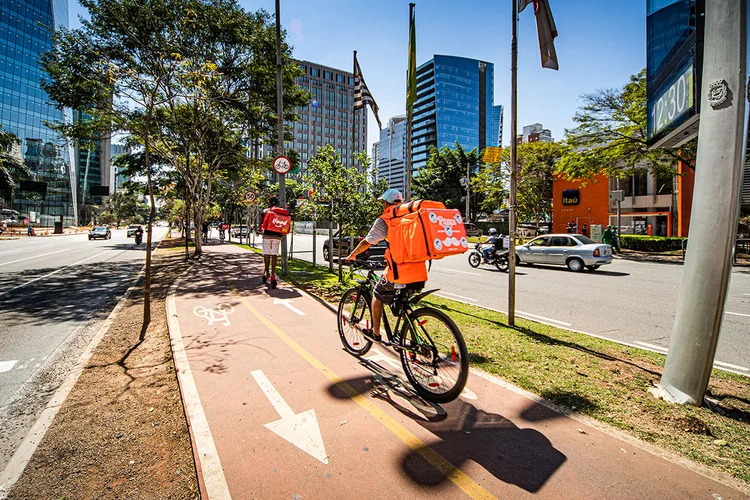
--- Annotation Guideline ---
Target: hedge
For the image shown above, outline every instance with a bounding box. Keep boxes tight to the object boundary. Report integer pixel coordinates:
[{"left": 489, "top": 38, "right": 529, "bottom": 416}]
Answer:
[{"left": 620, "top": 235, "right": 686, "bottom": 252}]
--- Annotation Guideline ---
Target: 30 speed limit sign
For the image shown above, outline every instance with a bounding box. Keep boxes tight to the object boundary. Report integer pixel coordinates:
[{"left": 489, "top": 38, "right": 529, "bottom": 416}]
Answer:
[
  {"left": 245, "top": 191, "right": 257, "bottom": 203},
  {"left": 273, "top": 155, "right": 292, "bottom": 175}
]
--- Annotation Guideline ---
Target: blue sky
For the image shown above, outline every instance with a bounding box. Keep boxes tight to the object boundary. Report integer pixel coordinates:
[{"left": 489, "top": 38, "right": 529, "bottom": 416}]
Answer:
[{"left": 70, "top": 0, "right": 647, "bottom": 153}]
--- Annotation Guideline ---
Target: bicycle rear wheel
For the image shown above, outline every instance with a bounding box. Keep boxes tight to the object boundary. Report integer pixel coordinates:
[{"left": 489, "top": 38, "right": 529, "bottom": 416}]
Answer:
[
  {"left": 337, "top": 287, "right": 374, "bottom": 356},
  {"left": 399, "top": 307, "right": 469, "bottom": 403}
]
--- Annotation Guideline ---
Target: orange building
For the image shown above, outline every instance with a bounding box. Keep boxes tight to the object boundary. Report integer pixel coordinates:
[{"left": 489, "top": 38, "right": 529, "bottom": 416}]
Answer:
[{"left": 552, "top": 175, "right": 610, "bottom": 234}]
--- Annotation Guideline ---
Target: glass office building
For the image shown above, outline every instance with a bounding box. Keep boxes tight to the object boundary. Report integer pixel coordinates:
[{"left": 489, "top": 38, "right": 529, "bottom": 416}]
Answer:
[
  {"left": 491, "top": 105, "right": 503, "bottom": 147},
  {"left": 412, "top": 55, "right": 494, "bottom": 174},
  {"left": 1, "top": 0, "right": 75, "bottom": 226},
  {"left": 372, "top": 115, "right": 407, "bottom": 192}
]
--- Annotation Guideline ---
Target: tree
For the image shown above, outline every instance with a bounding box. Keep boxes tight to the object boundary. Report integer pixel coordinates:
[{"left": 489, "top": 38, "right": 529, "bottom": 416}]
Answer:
[
  {"left": 104, "top": 190, "right": 139, "bottom": 226},
  {"left": 472, "top": 153, "right": 509, "bottom": 215},
  {"left": 0, "top": 128, "right": 30, "bottom": 203},
  {"left": 558, "top": 69, "right": 695, "bottom": 180},
  {"left": 516, "top": 142, "right": 567, "bottom": 226},
  {"left": 303, "top": 145, "right": 385, "bottom": 281},
  {"left": 412, "top": 141, "right": 483, "bottom": 221}
]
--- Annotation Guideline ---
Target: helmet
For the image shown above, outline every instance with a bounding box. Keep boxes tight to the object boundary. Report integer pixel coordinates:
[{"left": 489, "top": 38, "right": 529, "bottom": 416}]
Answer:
[
  {"left": 488, "top": 228, "right": 498, "bottom": 236},
  {"left": 377, "top": 188, "right": 403, "bottom": 204}
]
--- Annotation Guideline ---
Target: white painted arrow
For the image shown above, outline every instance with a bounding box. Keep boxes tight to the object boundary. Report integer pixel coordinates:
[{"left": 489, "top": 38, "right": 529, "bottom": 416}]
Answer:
[
  {"left": 273, "top": 298, "right": 305, "bottom": 316},
  {"left": 251, "top": 370, "right": 328, "bottom": 464}
]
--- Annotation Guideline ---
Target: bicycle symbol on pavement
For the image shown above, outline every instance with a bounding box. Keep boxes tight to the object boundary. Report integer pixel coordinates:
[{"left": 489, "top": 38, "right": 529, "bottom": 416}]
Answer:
[{"left": 193, "top": 303, "right": 235, "bottom": 326}]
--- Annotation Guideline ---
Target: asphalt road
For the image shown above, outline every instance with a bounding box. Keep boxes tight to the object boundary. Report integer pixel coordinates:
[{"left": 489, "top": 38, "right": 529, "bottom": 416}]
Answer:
[
  {"left": 0, "top": 227, "right": 168, "bottom": 469},
  {"left": 285, "top": 232, "right": 750, "bottom": 373}
]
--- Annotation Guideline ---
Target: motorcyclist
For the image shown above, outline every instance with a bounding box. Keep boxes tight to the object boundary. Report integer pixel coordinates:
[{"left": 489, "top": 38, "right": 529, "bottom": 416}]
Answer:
[
  {"left": 134, "top": 225, "right": 144, "bottom": 245},
  {"left": 482, "top": 228, "right": 503, "bottom": 263}
]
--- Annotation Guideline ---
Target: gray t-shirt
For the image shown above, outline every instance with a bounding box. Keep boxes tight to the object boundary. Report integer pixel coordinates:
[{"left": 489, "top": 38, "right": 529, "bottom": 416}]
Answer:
[{"left": 364, "top": 218, "right": 388, "bottom": 244}]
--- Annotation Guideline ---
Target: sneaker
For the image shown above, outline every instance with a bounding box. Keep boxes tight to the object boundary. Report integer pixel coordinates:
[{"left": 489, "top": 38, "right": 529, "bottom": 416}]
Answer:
[
  {"left": 270, "top": 274, "right": 277, "bottom": 289},
  {"left": 361, "top": 328, "right": 382, "bottom": 342},
  {"left": 262, "top": 274, "right": 268, "bottom": 283}
]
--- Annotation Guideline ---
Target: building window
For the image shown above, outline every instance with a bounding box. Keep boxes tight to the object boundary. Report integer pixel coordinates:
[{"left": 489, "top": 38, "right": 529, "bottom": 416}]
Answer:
[
  {"left": 337, "top": 74, "right": 344, "bottom": 83},
  {"left": 311, "top": 67, "right": 320, "bottom": 77},
  {"left": 324, "top": 70, "right": 332, "bottom": 80}
]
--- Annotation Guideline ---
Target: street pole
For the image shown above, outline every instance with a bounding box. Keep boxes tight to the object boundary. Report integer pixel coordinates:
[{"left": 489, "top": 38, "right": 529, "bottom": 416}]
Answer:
[
  {"left": 616, "top": 199, "right": 622, "bottom": 251},
  {"left": 405, "top": 3, "right": 415, "bottom": 201},
  {"left": 507, "top": 0, "right": 519, "bottom": 327},
  {"left": 274, "top": 0, "right": 288, "bottom": 276},
  {"left": 465, "top": 165, "right": 470, "bottom": 222},
  {"left": 312, "top": 220, "right": 317, "bottom": 266},
  {"left": 246, "top": 203, "right": 251, "bottom": 247},
  {"left": 654, "top": 0, "right": 748, "bottom": 405}
]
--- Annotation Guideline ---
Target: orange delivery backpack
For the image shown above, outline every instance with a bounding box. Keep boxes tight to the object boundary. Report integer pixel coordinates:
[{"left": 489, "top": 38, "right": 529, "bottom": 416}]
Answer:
[
  {"left": 261, "top": 207, "right": 292, "bottom": 235},
  {"left": 380, "top": 199, "right": 469, "bottom": 284}
]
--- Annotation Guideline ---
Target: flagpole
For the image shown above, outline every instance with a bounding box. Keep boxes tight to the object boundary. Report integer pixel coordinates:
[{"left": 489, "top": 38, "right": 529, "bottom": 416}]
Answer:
[
  {"left": 508, "top": 0, "right": 518, "bottom": 327},
  {"left": 405, "top": 2, "right": 415, "bottom": 201}
]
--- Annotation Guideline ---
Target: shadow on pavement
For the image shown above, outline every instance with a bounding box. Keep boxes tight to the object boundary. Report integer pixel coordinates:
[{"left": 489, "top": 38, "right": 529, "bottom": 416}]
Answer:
[{"left": 327, "top": 370, "right": 566, "bottom": 493}]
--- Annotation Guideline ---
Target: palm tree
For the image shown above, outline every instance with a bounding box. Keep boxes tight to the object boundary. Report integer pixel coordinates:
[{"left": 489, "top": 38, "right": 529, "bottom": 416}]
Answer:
[{"left": 0, "top": 128, "right": 30, "bottom": 202}]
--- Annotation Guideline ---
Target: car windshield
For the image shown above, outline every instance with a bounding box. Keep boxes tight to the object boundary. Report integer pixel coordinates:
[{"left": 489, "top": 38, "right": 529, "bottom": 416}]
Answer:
[
  {"left": 128, "top": 225, "right": 138, "bottom": 229},
  {"left": 574, "top": 235, "right": 595, "bottom": 245},
  {"left": 93, "top": 227, "right": 107, "bottom": 232}
]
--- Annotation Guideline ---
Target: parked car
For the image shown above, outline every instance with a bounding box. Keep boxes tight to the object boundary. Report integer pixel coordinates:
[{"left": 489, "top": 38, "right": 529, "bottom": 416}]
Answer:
[
  {"left": 515, "top": 234, "right": 612, "bottom": 272},
  {"left": 89, "top": 226, "right": 112, "bottom": 240},
  {"left": 231, "top": 225, "right": 249, "bottom": 237},
  {"left": 323, "top": 231, "right": 387, "bottom": 265},
  {"left": 464, "top": 223, "right": 483, "bottom": 238},
  {"left": 126, "top": 224, "right": 141, "bottom": 237}
]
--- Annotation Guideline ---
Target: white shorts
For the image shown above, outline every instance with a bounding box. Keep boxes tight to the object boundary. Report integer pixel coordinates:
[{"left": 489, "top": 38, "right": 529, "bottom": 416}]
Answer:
[{"left": 262, "top": 238, "right": 281, "bottom": 256}]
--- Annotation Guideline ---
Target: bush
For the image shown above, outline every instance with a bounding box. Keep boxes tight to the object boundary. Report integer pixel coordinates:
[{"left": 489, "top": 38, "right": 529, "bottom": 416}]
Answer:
[{"left": 620, "top": 235, "right": 686, "bottom": 252}]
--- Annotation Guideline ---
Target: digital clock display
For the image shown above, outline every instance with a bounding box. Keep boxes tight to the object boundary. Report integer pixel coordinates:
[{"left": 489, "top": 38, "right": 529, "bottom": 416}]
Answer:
[{"left": 649, "top": 63, "right": 695, "bottom": 140}]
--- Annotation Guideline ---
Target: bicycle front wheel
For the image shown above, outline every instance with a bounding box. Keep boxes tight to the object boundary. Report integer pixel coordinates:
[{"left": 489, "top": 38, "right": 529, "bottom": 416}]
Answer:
[
  {"left": 399, "top": 307, "right": 469, "bottom": 403},
  {"left": 337, "top": 287, "right": 373, "bottom": 356}
]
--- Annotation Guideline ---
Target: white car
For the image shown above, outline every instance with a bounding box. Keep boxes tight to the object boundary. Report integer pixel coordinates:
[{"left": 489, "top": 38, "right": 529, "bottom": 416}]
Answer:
[{"left": 516, "top": 234, "right": 613, "bottom": 272}]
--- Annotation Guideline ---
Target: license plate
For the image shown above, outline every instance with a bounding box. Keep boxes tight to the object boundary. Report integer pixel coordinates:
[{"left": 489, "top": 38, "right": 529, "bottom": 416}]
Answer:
[{"left": 603, "top": 247, "right": 611, "bottom": 256}]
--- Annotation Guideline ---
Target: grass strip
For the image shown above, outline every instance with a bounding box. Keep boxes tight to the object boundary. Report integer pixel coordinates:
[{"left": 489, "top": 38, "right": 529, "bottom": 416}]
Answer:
[{"left": 233, "top": 243, "right": 750, "bottom": 485}]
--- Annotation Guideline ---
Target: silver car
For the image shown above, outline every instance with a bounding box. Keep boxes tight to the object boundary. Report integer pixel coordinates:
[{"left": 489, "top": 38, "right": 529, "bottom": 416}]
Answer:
[{"left": 516, "top": 234, "right": 613, "bottom": 272}]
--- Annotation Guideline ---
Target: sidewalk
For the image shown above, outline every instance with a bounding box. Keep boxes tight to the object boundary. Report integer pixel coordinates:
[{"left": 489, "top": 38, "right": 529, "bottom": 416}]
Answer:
[
  {"left": 614, "top": 249, "right": 750, "bottom": 267},
  {"left": 169, "top": 244, "right": 747, "bottom": 499}
]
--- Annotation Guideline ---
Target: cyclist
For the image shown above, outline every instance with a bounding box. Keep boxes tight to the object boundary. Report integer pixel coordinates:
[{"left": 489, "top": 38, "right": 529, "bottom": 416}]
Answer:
[
  {"left": 201, "top": 221, "right": 209, "bottom": 243},
  {"left": 260, "top": 197, "right": 283, "bottom": 284},
  {"left": 482, "top": 228, "right": 503, "bottom": 263},
  {"left": 344, "top": 188, "right": 426, "bottom": 342}
]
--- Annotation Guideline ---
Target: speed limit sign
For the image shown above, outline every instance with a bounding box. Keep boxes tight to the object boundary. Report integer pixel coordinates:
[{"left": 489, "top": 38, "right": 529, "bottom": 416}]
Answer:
[
  {"left": 245, "top": 191, "right": 257, "bottom": 203},
  {"left": 273, "top": 155, "right": 292, "bottom": 175}
]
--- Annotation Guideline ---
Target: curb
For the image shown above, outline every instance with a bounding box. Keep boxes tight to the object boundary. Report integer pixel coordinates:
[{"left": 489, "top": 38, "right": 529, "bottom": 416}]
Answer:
[{"left": 166, "top": 268, "right": 231, "bottom": 500}]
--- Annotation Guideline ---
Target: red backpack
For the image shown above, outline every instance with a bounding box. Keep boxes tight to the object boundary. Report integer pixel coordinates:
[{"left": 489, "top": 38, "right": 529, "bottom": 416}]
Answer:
[{"left": 261, "top": 207, "right": 292, "bottom": 235}]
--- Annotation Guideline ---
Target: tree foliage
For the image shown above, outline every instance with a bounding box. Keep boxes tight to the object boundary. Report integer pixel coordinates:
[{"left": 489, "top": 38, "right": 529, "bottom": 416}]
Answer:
[
  {"left": 0, "top": 128, "right": 30, "bottom": 202},
  {"left": 558, "top": 68, "right": 695, "bottom": 180},
  {"left": 103, "top": 189, "right": 139, "bottom": 226}
]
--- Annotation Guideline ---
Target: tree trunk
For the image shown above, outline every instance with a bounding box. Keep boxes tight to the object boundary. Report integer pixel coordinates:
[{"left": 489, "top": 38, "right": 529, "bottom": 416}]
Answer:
[
  {"left": 143, "top": 117, "right": 154, "bottom": 328},
  {"left": 81, "top": 143, "right": 92, "bottom": 224},
  {"left": 337, "top": 216, "right": 343, "bottom": 282}
]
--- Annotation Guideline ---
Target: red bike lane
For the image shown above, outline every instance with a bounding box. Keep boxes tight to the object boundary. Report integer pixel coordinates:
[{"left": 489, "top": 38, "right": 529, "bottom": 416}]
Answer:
[{"left": 168, "top": 245, "right": 745, "bottom": 499}]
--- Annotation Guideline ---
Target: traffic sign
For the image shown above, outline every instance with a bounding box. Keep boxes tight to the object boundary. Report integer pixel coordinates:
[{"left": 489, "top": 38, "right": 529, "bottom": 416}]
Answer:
[
  {"left": 245, "top": 190, "right": 257, "bottom": 203},
  {"left": 273, "top": 156, "right": 292, "bottom": 175},
  {"left": 483, "top": 146, "right": 503, "bottom": 163}
]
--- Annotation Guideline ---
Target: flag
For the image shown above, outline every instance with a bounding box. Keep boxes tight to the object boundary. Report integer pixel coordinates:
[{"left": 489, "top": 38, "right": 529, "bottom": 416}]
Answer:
[
  {"left": 519, "top": 0, "right": 559, "bottom": 70},
  {"left": 353, "top": 54, "right": 382, "bottom": 130},
  {"left": 406, "top": 3, "right": 417, "bottom": 121}
]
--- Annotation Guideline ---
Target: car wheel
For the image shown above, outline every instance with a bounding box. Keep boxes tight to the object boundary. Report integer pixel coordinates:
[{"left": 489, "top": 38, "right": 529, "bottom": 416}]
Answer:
[
  {"left": 323, "top": 246, "right": 330, "bottom": 262},
  {"left": 567, "top": 258, "right": 585, "bottom": 272},
  {"left": 586, "top": 265, "right": 600, "bottom": 271}
]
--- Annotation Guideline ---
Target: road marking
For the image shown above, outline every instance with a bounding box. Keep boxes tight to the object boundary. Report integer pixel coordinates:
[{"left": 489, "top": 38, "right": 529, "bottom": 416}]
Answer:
[
  {"left": 168, "top": 279, "right": 231, "bottom": 500},
  {"left": 715, "top": 360, "right": 750, "bottom": 371},
  {"left": 743, "top": 293, "right": 750, "bottom": 296},
  {"left": 251, "top": 369, "right": 328, "bottom": 464},
  {"left": 0, "top": 249, "right": 67, "bottom": 266},
  {"left": 726, "top": 311, "right": 750, "bottom": 318},
  {"left": 193, "top": 304, "right": 235, "bottom": 326},
  {"left": 435, "top": 291, "right": 478, "bottom": 302},
  {"left": 0, "top": 250, "right": 111, "bottom": 297},
  {"left": 0, "top": 244, "right": 53, "bottom": 256},
  {"left": 230, "top": 284, "right": 496, "bottom": 500},
  {"left": 0, "top": 360, "right": 18, "bottom": 373},
  {"left": 634, "top": 341, "right": 669, "bottom": 353},
  {"left": 516, "top": 310, "right": 573, "bottom": 327},
  {"left": 273, "top": 297, "right": 306, "bottom": 316},
  {"left": 433, "top": 268, "right": 480, "bottom": 276}
]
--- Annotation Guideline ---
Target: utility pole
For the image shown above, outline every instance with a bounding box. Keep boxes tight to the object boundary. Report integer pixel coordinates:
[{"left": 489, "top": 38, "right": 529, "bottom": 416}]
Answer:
[
  {"left": 507, "top": 0, "right": 519, "bottom": 327},
  {"left": 654, "top": 0, "right": 748, "bottom": 405},
  {"left": 274, "top": 0, "right": 288, "bottom": 275}
]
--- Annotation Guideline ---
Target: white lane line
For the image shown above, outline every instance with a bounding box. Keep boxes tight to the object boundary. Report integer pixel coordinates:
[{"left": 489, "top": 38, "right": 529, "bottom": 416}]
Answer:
[
  {"left": 0, "top": 249, "right": 68, "bottom": 266},
  {"left": 435, "top": 291, "right": 478, "bottom": 302},
  {"left": 635, "top": 341, "right": 669, "bottom": 353},
  {"left": 715, "top": 361, "right": 750, "bottom": 371},
  {"left": 0, "top": 244, "right": 54, "bottom": 256},
  {"left": 726, "top": 311, "right": 750, "bottom": 318},
  {"left": 0, "top": 250, "right": 111, "bottom": 297},
  {"left": 743, "top": 293, "right": 750, "bottom": 296},
  {"left": 432, "top": 268, "right": 480, "bottom": 276},
  {"left": 167, "top": 276, "right": 231, "bottom": 499},
  {"left": 517, "top": 310, "right": 573, "bottom": 327},
  {"left": 0, "top": 360, "right": 18, "bottom": 373}
]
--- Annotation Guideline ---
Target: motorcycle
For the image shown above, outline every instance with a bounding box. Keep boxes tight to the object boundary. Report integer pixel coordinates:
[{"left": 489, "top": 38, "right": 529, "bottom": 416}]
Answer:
[
  {"left": 468, "top": 243, "right": 508, "bottom": 272},
  {"left": 135, "top": 233, "right": 143, "bottom": 245}
]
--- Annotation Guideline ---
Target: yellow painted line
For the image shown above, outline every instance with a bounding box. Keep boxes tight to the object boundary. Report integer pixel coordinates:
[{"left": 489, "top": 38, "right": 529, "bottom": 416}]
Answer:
[{"left": 229, "top": 284, "right": 496, "bottom": 500}]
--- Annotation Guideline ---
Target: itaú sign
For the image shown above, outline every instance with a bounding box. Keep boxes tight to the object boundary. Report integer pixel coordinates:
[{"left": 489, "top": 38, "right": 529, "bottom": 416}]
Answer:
[{"left": 562, "top": 189, "right": 580, "bottom": 206}]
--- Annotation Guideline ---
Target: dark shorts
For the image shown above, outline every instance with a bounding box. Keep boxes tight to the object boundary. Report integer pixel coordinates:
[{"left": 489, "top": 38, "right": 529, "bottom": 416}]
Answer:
[{"left": 373, "top": 276, "right": 425, "bottom": 306}]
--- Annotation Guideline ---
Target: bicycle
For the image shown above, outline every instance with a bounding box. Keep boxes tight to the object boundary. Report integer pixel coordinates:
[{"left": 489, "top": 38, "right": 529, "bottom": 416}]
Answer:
[
  {"left": 337, "top": 261, "right": 469, "bottom": 403},
  {"left": 219, "top": 230, "right": 225, "bottom": 244}
]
